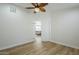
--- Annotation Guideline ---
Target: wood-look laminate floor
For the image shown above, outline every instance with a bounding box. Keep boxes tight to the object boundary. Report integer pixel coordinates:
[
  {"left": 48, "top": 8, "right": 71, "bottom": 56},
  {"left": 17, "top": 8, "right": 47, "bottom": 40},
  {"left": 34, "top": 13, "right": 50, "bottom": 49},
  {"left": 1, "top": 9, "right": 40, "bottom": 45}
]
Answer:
[{"left": 0, "top": 41, "right": 79, "bottom": 55}]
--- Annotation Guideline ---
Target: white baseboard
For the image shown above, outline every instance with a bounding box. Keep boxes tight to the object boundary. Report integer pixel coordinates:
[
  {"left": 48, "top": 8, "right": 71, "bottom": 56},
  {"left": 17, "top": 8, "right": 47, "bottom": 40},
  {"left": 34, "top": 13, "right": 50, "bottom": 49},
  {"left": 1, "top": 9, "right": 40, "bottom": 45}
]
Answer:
[
  {"left": 49, "top": 40, "right": 79, "bottom": 49},
  {"left": 0, "top": 39, "right": 34, "bottom": 50}
]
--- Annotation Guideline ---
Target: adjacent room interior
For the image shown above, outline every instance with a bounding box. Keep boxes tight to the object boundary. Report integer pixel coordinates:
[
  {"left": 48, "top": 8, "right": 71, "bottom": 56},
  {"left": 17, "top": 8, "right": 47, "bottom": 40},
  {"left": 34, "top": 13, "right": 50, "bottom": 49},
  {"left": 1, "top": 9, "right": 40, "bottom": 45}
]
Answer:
[{"left": 0, "top": 3, "right": 79, "bottom": 55}]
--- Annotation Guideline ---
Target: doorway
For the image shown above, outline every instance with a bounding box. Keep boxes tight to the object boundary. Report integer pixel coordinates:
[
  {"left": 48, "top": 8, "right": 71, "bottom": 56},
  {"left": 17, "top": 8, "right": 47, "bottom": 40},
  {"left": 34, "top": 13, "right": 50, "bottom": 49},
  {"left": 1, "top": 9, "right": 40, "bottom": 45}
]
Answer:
[
  {"left": 35, "top": 21, "right": 41, "bottom": 36},
  {"left": 33, "top": 21, "right": 42, "bottom": 48}
]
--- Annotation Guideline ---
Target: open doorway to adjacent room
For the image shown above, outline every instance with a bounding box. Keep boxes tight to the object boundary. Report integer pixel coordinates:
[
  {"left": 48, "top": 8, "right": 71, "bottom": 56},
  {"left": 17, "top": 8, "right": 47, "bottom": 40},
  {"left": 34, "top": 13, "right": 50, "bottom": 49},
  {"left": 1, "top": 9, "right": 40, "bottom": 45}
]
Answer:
[{"left": 33, "top": 21, "right": 43, "bottom": 48}]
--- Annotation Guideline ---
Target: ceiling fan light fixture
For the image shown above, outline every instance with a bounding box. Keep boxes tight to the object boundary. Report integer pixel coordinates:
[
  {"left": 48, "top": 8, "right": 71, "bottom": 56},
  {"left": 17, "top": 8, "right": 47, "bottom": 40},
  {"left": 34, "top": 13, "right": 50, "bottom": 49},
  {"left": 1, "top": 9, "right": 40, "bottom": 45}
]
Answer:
[
  {"left": 26, "top": 3, "right": 48, "bottom": 13},
  {"left": 34, "top": 8, "right": 40, "bottom": 12}
]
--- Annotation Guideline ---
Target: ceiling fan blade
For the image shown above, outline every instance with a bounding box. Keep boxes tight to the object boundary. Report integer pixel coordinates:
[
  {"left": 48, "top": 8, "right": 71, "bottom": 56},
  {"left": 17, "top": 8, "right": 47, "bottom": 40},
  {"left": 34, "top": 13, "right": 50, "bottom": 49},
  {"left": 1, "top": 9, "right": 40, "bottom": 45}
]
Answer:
[
  {"left": 25, "top": 7, "right": 35, "bottom": 9},
  {"left": 39, "top": 7, "right": 46, "bottom": 12},
  {"left": 39, "top": 3, "right": 48, "bottom": 7},
  {"left": 32, "top": 3, "right": 38, "bottom": 7}
]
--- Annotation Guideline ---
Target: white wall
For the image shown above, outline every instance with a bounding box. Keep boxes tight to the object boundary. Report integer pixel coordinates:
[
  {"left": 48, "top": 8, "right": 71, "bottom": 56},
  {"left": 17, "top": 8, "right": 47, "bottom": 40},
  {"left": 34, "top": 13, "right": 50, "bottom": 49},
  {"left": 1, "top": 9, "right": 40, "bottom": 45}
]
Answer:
[
  {"left": 0, "top": 3, "right": 34, "bottom": 50},
  {"left": 41, "top": 13, "right": 51, "bottom": 41},
  {"left": 50, "top": 6, "right": 79, "bottom": 49}
]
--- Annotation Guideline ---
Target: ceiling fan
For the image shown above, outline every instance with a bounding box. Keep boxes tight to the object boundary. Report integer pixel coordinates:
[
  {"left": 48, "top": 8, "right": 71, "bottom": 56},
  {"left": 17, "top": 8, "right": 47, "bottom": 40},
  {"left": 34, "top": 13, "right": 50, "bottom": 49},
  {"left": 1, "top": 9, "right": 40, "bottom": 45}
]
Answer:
[{"left": 25, "top": 3, "right": 48, "bottom": 13}]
